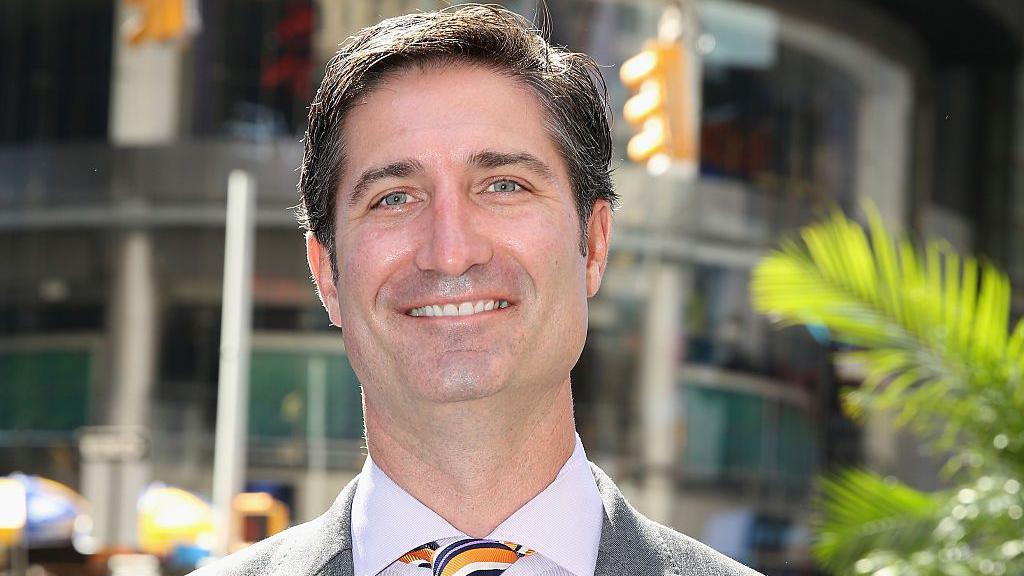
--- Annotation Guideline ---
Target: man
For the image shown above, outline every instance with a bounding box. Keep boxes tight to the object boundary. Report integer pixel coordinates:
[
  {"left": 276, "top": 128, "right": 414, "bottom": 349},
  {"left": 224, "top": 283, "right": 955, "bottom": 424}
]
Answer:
[{"left": 196, "top": 4, "right": 760, "bottom": 576}]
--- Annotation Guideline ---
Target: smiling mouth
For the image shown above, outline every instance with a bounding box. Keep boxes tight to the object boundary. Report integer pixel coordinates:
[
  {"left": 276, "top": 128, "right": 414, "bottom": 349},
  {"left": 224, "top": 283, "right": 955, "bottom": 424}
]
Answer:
[{"left": 407, "top": 299, "right": 510, "bottom": 317}]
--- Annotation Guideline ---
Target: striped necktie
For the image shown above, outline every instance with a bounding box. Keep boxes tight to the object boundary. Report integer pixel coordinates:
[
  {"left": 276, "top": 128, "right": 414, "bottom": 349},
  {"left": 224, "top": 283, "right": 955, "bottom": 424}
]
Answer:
[{"left": 399, "top": 537, "right": 533, "bottom": 575}]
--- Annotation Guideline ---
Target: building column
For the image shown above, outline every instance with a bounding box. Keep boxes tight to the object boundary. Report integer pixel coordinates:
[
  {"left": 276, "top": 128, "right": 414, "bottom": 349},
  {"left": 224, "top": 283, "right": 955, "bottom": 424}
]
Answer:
[
  {"left": 639, "top": 261, "right": 688, "bottom": 524},
  {"left": 82, "top": 230, "right": 158, "bottom": 549},
  {"left": 108, "top": 231, "right": 159, "bottom": 428}
]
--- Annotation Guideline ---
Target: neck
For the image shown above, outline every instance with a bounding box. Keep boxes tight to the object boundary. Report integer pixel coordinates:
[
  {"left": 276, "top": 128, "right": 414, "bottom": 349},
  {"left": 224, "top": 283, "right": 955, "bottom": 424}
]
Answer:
[{"left": 364, "top": 379, "right": 576, "bottom": 537}]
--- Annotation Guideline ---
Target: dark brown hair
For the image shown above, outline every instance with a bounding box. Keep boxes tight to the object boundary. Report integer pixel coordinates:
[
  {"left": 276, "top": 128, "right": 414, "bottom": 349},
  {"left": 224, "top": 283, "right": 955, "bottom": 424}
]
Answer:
[{"left": 295, "top": 3, "right": 617, "bottom": 280}]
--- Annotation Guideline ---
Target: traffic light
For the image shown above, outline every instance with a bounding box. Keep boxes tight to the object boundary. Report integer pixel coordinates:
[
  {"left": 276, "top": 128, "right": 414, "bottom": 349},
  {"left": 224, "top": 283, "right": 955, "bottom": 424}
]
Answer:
[
  {"left": 620, "top": 40, "right": 695, "bottom": 171},
  {"left": 123, "top": 0, "right": 194, "bottom": 45}
]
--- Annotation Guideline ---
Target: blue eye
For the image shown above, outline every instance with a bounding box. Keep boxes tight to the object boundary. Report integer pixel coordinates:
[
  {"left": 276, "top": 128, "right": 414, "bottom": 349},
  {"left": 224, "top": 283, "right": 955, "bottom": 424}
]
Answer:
[
  {"left": 486, "top": 180, "right": 521, "bottom": 193},
  {"left": 377, "top": 192, "right": 409, "bottom": 207}
]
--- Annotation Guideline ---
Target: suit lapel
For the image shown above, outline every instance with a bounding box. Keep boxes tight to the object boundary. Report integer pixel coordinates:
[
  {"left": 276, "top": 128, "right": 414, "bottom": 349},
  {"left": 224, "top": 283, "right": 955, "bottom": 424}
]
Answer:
[
  {"left": 317, "top": 547, "right": 354, "bottom": 576},
  {"left": 591, "top": 462, "right": 671, "bottom": 576},
  {"left": 268, "top": 475, "right": 359, "bottom": 576}
]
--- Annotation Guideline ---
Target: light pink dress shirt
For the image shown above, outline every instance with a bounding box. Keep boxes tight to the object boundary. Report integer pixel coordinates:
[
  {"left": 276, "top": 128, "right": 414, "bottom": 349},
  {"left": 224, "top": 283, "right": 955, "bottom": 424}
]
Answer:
[{"left": 350, "top": 434, "right": 603, "bottom": 576}]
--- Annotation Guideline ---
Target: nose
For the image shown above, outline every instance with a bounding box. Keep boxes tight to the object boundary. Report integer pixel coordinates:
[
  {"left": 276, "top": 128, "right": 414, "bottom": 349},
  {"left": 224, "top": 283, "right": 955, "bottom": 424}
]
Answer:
[{"left": 413, "top": 189, "right": 493, "bottom": 276}]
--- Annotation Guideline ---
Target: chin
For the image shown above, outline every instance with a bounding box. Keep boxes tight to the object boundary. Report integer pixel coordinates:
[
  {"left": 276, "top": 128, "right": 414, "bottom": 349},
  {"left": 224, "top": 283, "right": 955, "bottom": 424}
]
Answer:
[{"left": 407, "top": 361, "right": 508, "bottom": 404}]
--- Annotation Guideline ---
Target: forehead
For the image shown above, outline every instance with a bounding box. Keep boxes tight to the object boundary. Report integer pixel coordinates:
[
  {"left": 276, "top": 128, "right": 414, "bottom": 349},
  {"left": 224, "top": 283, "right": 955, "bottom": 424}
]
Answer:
[{"left": 337, "top": 63, "right": 568, "bottom": 187}]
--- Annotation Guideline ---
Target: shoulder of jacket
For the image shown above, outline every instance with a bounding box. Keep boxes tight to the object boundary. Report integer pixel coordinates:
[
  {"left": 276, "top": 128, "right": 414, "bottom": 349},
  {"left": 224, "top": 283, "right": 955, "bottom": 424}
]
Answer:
[
  {"left": 640, "top": 517, "right": 764, "bottom": 576},
  {"left": 589, "top": 462, "right": 762, "bottom": 576},
  {"left": 187, "top": 516, "right": 322, "bottom": 576},
  {"left": 188, "top": 475, "right": 360, "bottom": 576}
]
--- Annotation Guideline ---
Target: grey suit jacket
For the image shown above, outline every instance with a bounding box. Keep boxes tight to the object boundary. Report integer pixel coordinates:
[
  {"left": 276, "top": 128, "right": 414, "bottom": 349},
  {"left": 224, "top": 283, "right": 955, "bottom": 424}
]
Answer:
[{"left": 192, "top": 463, "right": 762, "bottom": 576}]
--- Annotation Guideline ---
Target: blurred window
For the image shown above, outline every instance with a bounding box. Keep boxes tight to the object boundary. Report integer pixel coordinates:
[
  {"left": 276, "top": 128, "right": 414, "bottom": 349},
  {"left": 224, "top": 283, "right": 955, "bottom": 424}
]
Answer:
[
  {"left": 686, "top": 264, "right": 766, "bottom": 373},
  {"left": 684, "top": 385, "right": 763, "bottom": 475},
  {"left": 0, "top": 305, "right": 105, "bottom": 335},
  {"left": 0, "top": 349, "right": 92, "bottom": 431},
  {"left": 571, "top": 295, "right": 645, "bottom": 465},
  {"left": 699, "top": 1, "right": 859, "bottom": 209},
  {"left": 190, "top": 0, "right": 313, "bottom": 138},
  {"left": 160, "top": 305, "right": 221, "bottom": 389},
  {"left": 0, "top": 1, "right": 113, "bottom": 143},
  {"left": 682, "top": 382, "right": 816, "bottom": 487},
  {"left": 777, "top": 402, "right": 815, "bottom": 480},
  {"left": 248, "top": 350, "right": 363, "bottom": 441},
  {"left": 686, "top": 264, "right": 826, "bottom": 384}
]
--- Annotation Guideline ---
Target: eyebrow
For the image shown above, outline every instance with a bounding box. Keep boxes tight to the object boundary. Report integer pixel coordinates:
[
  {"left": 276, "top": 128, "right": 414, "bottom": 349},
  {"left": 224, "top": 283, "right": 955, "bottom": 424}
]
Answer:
[
  {"left": 344, "top": 150, "right": 556, "bottom": 209},
  {"left": 347, "top": 158, "right": 424, "bottom": 209},
  {"left": 469, "top": 150, "right": 556, "bottom": 182}
]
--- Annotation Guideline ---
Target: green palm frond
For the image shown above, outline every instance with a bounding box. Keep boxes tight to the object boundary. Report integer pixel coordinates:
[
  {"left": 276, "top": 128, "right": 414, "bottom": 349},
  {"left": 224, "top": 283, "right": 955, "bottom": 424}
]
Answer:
[
  {"left": 753, "top": 205, "right": 1013, "bottom": 361},
  {"left": 814, "top": 471, "right": 1024, "bottom": 576},
  {"left": 751, "top": 207, "right": 1024, "bottom": 575},
  {"left": 812, "top": 469, "right": 944, "bottom": 575},
  {"left": 750, "top": 206, "right": 1024, "bottom": 471}
]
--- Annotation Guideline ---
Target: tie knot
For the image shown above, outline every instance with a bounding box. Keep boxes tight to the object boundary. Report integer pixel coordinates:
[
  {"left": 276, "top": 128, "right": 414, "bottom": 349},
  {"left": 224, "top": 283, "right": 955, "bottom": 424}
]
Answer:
[{"left": 400, "top": 538, "right": 533, "bottom": 576}]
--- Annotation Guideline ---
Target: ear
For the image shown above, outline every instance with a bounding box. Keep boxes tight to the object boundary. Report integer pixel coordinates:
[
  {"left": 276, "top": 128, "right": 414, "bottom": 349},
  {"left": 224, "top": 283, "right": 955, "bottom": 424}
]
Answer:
[
  {"left": 306, "top": 232, "right": 342, "bottom": 327},
  {"left": 585, "top": 200, "right": 613, "bottom": 298}
]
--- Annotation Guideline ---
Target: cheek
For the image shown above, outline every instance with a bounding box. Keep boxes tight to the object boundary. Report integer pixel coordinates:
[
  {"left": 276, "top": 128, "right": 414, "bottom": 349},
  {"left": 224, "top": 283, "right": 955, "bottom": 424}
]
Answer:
[
  {"left": 501, "top": 202, "right": 579, "bottom": 253},
  {"left": 337, "top": 227, "right": 413, "bottom": 310},
  {"left": 500, "top": 211, "right": 586, "bottom": 293}
]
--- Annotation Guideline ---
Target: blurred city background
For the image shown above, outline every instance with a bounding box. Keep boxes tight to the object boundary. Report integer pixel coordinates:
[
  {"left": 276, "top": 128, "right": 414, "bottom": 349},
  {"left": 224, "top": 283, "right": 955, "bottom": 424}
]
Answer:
[{"left": 2, "top": 0, "right": 1024, "bottom": 574}]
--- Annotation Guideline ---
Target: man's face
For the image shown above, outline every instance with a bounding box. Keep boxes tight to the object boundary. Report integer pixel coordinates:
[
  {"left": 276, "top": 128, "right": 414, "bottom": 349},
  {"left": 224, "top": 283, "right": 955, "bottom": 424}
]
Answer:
[{"left": 308, "top": 63, "right": 612, "bottom": 412}]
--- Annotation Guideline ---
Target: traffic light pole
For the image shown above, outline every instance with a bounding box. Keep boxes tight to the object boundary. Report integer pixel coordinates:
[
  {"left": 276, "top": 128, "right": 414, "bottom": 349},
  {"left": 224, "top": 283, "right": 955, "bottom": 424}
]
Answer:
[
  {"left": 212, "top": 170, "right": 257, "bottom": 557},
  {"left": 628, "top": 0, "right": 703, "bottom": 526}
]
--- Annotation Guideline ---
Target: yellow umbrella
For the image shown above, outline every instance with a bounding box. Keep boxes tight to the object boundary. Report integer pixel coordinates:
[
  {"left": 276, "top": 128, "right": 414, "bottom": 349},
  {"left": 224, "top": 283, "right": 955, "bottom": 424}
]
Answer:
[
  {"left": 137, "top": 484, "right": 214, "bottom": 557},
  {"left": 4, "top": 474, "right": 86, "bottom": 548},
  {"left": 0, "top": 477, "right": 27, "bottom": 546}
]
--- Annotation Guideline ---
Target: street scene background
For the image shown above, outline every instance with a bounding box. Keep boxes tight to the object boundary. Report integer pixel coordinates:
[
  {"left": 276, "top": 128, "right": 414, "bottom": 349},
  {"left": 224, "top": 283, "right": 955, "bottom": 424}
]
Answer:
[{"left": 3, "top": 0, "right": 1024, "bottom": 574}]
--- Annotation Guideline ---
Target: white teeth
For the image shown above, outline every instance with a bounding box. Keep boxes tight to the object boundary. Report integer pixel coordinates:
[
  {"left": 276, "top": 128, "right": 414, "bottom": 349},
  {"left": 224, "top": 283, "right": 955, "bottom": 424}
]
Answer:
[{"left": 408, "top": 299, "right": 510, "bottom": 317}]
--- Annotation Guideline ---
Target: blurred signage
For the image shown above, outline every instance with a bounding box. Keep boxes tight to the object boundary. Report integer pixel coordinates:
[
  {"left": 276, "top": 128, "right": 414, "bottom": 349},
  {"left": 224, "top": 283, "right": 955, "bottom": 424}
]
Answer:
[
  {"left": 109, "top": 553, "right": 160, "bottom": 576},
  {"left": 77, "top": 426, "right": 150, "bottom": 463}
]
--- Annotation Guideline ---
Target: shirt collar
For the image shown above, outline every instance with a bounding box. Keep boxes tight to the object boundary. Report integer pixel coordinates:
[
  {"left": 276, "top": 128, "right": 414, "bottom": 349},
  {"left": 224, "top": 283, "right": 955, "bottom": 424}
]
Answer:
[
  {"left": 486, "top": 434, "right": 603, "bottom": 576},
  {"left": 350, "top": 452, "right": 464, "bottom": 576},
  {"left": 350, "top": 434, "right": 603, "bottom": 576}
]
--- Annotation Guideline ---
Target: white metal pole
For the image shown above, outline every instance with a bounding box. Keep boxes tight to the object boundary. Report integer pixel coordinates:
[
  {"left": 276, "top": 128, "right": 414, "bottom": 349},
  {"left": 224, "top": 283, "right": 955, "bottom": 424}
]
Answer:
[
  {"left": 212, "top": 170, "right": 257, "bottom": 557},
  {"left": 306, "top": 356, "right": 329, "bottom": 519},
  {"left": 640, "top": 262, "right": 685, "bottom": 524}
]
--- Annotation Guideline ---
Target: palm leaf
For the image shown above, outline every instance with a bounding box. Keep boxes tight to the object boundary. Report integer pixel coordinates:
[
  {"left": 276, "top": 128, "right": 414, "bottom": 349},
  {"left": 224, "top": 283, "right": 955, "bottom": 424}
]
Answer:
[
  {"left": 812, "top": 469, "right": 944, "bottom": 575},
  {"left": 815, "top": 471, "right": 1024, "bottom": 576},
  {"left": 751, "top": 206, "right": 1024, "bottom": 575},
  {"left": 750, "top": 206, "right": 1024, "bottom": 472}
]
